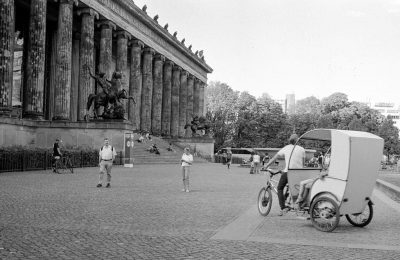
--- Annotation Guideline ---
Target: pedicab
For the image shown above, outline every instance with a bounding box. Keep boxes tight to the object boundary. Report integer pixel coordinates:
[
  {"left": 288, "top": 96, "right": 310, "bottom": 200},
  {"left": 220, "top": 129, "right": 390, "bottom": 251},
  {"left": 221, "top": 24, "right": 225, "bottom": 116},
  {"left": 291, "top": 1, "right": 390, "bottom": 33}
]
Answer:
[{"left": 257, "top": 129, "right": 384, "bottom": 232}]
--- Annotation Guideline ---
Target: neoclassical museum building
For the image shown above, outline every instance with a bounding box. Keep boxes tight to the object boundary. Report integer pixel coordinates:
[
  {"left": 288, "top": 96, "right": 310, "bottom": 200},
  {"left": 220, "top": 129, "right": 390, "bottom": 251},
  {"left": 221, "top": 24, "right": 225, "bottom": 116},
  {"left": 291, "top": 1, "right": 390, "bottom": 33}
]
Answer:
[{"left": 0, "top": 0, "right": 213, "bottom": 150}]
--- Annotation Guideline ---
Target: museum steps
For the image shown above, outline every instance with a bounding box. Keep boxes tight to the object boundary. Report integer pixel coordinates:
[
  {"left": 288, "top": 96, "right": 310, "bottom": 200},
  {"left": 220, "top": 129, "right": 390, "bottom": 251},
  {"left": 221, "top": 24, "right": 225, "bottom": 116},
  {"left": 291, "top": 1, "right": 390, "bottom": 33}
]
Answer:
[{"left": 131, "top": 136, "right": 209, "bottom": 164}]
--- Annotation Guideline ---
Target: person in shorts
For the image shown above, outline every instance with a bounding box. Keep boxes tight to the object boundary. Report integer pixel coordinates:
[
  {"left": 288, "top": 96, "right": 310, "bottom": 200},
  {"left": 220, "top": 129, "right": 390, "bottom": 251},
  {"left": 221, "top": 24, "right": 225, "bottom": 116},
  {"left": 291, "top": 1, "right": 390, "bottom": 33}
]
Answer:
[
  {"left": 226, "top": 148, "right": 232, "bottom": 170},
  {"left": 181, "top": 147, "right": 193, "bottom": 192},
  {"left": 97, "top": 138, "right": 117, "bottom": 188}
]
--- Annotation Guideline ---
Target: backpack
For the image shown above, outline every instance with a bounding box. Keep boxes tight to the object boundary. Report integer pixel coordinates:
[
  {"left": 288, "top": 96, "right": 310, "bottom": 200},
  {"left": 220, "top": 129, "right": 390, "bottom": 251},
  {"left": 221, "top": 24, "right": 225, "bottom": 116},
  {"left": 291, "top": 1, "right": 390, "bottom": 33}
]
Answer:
[{"left": 101, "top": 146, "right": 114, "bottom": 152}]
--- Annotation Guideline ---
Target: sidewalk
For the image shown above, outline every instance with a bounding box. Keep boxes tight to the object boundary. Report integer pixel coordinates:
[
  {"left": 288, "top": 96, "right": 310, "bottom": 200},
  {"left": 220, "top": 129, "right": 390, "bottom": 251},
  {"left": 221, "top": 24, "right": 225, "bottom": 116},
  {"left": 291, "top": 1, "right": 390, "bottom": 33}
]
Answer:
[{"left": 377, "top": 172, "right": 400, "bottom": 203}]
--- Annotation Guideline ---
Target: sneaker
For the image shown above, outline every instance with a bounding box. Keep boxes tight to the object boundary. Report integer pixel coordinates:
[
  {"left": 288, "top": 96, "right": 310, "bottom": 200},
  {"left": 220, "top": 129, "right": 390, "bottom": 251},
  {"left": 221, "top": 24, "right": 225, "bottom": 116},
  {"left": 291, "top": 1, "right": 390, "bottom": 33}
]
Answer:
[
  {"left": 97, "top": 184, "right": 102, "bottom": 188},
  {"left": 185, "top": 189, "right": 190, "bottom": 193},
  {"left": 106, "top": 183, "right": 111, "bottom": 188}
]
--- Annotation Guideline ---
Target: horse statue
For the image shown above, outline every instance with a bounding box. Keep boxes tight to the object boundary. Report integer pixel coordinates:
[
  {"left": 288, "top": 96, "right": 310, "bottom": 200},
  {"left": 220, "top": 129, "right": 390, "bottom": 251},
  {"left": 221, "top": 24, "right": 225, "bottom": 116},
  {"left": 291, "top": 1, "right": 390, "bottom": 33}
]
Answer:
[
  {"left": 184, "top": 115, "right": 210, "bottom": 136},
  {"left": 85, "top": 67, "right": 135, "bottom": 120}
]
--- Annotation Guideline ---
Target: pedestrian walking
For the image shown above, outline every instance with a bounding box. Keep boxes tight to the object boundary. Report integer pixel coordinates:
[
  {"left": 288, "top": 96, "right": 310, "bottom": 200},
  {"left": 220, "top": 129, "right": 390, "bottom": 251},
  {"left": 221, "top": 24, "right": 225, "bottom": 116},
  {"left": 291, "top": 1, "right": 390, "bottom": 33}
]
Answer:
[
  {"left": 97, "top": 138, "right": 117, "bottom": 188},
  {"left": 253, "top": 152, "right": 261, "bottom": 174},
  {"left": 226, "top": 148, "right": 232, "bottom": 170},
  {"left": 181, "top": 147, "right": 193, "bottom": 192}
]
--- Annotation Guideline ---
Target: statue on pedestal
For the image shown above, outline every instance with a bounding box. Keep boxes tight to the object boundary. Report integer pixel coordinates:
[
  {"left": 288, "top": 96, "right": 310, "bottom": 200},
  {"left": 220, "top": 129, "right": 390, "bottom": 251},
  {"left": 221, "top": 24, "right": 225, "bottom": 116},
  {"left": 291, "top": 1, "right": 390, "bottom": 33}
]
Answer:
[
  {"left": 184, "top": 115, "right": 210, "bottom": 137},
  {"left": 85, "top": 66, "right": 135, "bottom": 120}
]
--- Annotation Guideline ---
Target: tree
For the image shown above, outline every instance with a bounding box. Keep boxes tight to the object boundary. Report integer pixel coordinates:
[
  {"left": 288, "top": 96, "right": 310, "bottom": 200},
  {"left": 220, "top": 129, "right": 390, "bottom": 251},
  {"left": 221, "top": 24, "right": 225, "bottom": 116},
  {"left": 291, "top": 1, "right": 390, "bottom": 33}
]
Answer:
[
  {"left": 296, "top": 96, "right": 321, "bottom": 115},
  {"left": 378, "top": 118, "right": 400, "bottom": 155},
  {"left": 321, "top": 92, "right": 349, "bottom": 115},
  {"left": 206, "top": 81, "right": 239, "bottom": 150}
]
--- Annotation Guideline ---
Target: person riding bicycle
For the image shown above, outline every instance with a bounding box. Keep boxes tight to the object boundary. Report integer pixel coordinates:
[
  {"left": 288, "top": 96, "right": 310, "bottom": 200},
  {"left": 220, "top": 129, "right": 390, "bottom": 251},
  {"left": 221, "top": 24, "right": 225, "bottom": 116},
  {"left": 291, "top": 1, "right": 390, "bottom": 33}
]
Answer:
[
  {"left": 52, "top": 139, "right": 62, "bottom": 172},
  {"left": 264, "top": 134, "right": 305, "bottom": 216}
]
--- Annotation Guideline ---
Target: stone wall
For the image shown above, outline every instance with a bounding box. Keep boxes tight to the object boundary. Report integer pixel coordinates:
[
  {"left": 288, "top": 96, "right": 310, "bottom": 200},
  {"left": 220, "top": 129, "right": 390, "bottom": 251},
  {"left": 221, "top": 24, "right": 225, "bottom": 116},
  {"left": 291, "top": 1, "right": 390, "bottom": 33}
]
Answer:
[{"left": 0, "top": 118, "right": 133, "bottom": 151}]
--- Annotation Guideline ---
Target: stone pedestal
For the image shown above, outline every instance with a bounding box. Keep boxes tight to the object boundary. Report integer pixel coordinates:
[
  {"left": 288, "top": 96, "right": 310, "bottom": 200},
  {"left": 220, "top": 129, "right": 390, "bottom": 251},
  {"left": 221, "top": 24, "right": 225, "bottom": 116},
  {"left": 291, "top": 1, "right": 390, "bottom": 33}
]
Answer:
[
  {"left": 151, "top": 54, "right": 164, "bottom": 135},
  {"left": 0, "top": 0, "right": 15, "bottom": 115},
  {"left": 170, "top": 65, "right": 181, "bottom": 137},
  {"left": 23, "top": 0, "right": 47, "bottom": 119},
  {"left": 129, "top": 40, "right": 144, "bottom": 129},
  {"left": 179, "top": 71, "right": 188, "bottom": 137},
  {"left": 53, "top": 0, "right": 78, "bottom": 121},
  {"left": 140, "top": 47, "right": 155, "bottom": 131},
  {"left": 77, "top": 8, "right": 98, "bottom": 121},
  {"left": 161, "top": 60, "right": 173, "bottom": 136}
]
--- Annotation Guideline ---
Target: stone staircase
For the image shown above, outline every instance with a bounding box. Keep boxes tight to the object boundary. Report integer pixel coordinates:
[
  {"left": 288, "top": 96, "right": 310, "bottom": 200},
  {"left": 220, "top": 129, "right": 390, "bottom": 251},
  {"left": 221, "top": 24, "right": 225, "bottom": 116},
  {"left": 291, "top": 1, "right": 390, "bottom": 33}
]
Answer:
[{"left": 132, "top": 136, "right": 209, "bottom": 164}]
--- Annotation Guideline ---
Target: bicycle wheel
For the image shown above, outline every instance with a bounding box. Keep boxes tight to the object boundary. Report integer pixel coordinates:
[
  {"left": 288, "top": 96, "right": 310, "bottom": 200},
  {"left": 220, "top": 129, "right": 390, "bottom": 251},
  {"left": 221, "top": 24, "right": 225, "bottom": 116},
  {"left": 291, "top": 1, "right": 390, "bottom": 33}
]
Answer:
[
  {"left": 55, "top": 160, "right": 67, "bottom": 174},
  {"left": 66, "top": 159, "right": 74, "bottom": 174},
  {"left": 310, "top": 195, "right": 340, "bottom": 232},
  {"left": 258, "top": 187, "right": 272, "bottom": 216},
  {"left": 345, "top": 201, "right": 373, "bottom": 227}
]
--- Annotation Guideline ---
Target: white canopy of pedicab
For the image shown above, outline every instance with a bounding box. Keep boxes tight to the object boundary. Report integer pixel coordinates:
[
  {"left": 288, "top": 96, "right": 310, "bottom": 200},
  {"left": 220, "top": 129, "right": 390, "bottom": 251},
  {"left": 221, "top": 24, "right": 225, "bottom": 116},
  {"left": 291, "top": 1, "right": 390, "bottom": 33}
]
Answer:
[{"left": 297, "top": 129, "right": 384, "bottom": 214}]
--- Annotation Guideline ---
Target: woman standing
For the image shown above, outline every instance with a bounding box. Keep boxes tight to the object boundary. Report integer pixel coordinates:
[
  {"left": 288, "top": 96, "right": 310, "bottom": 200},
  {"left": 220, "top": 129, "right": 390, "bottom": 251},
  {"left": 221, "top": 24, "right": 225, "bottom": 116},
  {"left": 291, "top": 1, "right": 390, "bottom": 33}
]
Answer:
[{"left": 181, "top": 147, "right": 194, "bottom": 192}]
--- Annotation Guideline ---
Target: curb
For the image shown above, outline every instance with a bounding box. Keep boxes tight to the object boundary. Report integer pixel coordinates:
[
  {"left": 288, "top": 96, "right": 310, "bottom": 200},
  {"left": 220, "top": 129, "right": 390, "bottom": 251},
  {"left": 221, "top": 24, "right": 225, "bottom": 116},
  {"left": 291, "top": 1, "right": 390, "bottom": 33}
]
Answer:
[{"left": 376, "top": 179, "right": 400, "bottom": 202}]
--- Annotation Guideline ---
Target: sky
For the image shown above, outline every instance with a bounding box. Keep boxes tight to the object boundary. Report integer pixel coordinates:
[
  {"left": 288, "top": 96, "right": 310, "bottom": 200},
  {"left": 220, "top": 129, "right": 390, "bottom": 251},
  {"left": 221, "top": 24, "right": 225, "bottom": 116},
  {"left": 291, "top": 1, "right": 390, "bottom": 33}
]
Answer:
[{"left": 134, "top": 0, "right": 400, "bottom": 104}]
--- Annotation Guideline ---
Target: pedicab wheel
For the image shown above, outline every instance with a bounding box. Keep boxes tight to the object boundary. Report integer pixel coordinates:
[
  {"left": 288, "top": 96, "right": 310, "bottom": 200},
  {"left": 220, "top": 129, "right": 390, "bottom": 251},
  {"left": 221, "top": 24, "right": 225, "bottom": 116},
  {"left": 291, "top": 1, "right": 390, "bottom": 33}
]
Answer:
[
  {"left": 345, "top": 201, "right": 373, "bottom": 227},
  {"left": 310, "top": 196, "right": 340, "bottom": 232},
  {"left": 258, "top": 187, "right": 272, "bottom": 216}
]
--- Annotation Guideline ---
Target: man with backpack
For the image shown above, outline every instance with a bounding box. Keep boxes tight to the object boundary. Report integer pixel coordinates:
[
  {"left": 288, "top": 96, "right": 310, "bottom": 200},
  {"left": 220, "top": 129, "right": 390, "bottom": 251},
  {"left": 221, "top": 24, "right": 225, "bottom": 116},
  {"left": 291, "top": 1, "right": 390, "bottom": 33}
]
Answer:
[{"left": 97, "top": 138, "right": 117, "bottom": 188}]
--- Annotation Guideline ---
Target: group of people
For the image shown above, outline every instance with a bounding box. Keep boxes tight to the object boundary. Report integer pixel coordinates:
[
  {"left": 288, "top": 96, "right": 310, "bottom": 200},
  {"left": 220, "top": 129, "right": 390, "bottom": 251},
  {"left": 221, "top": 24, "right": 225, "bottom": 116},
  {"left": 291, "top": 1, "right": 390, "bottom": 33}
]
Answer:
[
  {"left": 137, "top": 131, "right": 152, "bottom": 143},
  {"left": 52, "top": 136, "right": 195, "bottom": 192},
  {"left": 248, "top": 152, "right": 270, "bottom": 174}
]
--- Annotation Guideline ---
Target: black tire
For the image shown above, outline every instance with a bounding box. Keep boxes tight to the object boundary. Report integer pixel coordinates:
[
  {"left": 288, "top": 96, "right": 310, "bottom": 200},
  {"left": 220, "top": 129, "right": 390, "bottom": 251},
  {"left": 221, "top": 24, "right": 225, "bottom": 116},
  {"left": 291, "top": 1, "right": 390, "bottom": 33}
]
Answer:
[
  {"left": 345, "top": 201, "right": 373, "bottom": 227},
  {"left": 55, "top": 160, "right": 67, "bottom": 174},
  {"left": 258, "top": 187, "right": 272, "bottom": 216},
  {"left": 310, "top": 196, "right": 340, "bottom": 232},
  {"left": 66, "top": 159, "right": 74, "bottom": 174}
]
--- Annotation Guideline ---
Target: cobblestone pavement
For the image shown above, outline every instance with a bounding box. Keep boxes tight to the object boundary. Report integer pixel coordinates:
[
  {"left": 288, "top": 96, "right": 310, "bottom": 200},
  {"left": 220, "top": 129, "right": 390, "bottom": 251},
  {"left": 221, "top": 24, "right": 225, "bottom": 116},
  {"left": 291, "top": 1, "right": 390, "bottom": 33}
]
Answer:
[{"left": 0, "top": 164, "right": 399, "bottom": 259}]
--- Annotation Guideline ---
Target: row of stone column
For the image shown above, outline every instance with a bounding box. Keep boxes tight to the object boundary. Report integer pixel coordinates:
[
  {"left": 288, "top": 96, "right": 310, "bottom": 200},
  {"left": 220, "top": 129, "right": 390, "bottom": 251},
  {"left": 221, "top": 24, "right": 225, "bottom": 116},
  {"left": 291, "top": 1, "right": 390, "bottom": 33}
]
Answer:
[{"left": 0, "top": 0, "right": 206, "bottom": 137}]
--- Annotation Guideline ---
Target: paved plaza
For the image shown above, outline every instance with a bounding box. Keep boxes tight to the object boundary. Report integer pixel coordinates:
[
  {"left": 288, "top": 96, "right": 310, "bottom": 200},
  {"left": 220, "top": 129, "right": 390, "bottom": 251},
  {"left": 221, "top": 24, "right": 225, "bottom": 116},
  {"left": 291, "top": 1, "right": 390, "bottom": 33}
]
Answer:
[{"left": 1, "top": 163, "right": 400, "bottom": 259}]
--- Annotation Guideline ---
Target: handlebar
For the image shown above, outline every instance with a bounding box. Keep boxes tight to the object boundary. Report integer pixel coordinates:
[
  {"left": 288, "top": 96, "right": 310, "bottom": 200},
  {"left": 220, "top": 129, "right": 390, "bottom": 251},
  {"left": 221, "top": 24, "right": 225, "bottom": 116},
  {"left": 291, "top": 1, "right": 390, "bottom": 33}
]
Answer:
[{"left": 264, "top": 168, "right": 282, "bottom": 176}]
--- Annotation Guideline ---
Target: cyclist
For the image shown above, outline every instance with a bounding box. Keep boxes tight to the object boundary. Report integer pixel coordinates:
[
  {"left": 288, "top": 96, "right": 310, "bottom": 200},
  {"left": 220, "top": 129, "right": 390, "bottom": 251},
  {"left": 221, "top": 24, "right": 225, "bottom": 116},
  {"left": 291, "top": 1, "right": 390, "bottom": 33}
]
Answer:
[
  {"left": 52, "top": 139, "right": 62, "bottom": 172},
  {"left": 264, "top": 134, "right": 305, "bottom": 216}
]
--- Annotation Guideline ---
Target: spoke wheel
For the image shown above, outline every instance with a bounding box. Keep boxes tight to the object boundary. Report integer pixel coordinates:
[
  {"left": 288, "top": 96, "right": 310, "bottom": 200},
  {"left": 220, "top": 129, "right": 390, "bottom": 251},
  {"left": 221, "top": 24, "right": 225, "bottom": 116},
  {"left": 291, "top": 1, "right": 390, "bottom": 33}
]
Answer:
[
  {"left": 310, "top": 196, "right": 340, "bottom": 232},
  {"left": 345, "top": 201, "right": 373, "bottom": 227},
  {"left": 258, "top": 187, "right": 272, "bottom": 216}
]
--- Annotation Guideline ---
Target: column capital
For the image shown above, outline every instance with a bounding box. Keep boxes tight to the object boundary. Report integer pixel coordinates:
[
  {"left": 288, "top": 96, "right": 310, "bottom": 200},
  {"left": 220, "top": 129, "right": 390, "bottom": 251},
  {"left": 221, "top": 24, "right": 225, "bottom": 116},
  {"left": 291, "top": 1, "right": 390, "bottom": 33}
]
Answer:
[
  {"left": 55, "top": 0, "right": 78, "bottom": 6},
  {"left": 129, "top": 39, "right": 144, "bottom": 49},
  {"left": 173, "top": 65, "right": 182, "bottom": 72},
  {"left": 114, "top": 30, "right": 131, "bottom": 40},
  {"left": 180, "top": 70, "right": 189, "bottom": 77},
  {"left": 154, "top": 53, "right": 165, "bottom": 62},
  {"left": 77, "top": 8, "right": 99, "bottom": 19},
  {"left": 164, "top": 60, "right": 174, "bottom": 67},
  {"left": 187, "top": 74, "right": 195, "bottom": 80},
  {"left": 194, "top": 77, "right": 202, "bottom": 83},
  {"left": 97, "top": 20, "right": 116, "bottom": 30},
  {"left": 143, "top": 47, "right": 155, "bottom": 55}
]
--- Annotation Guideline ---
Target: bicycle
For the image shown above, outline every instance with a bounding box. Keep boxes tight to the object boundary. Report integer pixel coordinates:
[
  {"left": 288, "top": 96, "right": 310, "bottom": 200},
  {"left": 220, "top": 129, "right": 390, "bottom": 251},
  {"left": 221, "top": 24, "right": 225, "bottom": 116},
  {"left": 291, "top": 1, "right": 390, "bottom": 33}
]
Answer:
[
  {"left": 53, "top": 155, "right": 74, "bottom": 174},
  {"left": 257, "top": 168, "right": 290, "bottom": 216}
]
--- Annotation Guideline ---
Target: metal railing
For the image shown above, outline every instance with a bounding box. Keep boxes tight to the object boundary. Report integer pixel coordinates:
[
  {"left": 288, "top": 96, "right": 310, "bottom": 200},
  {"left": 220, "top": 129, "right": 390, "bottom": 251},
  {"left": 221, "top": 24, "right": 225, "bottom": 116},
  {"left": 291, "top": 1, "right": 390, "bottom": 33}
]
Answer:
[{"left": 0, "top": 150, "right": 123, "bottom": 173}]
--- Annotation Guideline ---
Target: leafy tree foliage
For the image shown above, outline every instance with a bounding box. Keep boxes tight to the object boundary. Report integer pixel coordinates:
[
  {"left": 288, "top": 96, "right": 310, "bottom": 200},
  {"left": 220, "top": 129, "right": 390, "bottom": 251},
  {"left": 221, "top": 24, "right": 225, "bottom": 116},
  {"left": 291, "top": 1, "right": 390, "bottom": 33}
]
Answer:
[{"left": 206, "top": 82, "right": 399, "bottom": 155}]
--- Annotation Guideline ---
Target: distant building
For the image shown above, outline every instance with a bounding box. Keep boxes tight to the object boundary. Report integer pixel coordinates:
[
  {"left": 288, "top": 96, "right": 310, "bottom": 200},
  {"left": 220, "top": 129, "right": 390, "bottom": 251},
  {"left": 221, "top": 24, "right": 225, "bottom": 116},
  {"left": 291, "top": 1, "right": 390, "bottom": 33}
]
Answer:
[
  {"left": 274, "top": 94, "right": 296, "bottom": 114},
  {"left": 369, "top": 102, "right": 400, "bottom": 128},
  {"left": 285, "top": 94, "right": 296, "bottom": 114}
]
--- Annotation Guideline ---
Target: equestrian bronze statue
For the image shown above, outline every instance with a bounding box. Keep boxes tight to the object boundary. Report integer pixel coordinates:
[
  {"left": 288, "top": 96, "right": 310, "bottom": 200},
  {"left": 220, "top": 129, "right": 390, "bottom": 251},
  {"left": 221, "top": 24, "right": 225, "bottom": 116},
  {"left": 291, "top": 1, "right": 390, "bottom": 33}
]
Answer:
[
  {"left": 184, "top": 115, "right": 210, "bottom": 136},
  {"left": 85, "top": 66, "right": 135, "bottom": 120}
]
